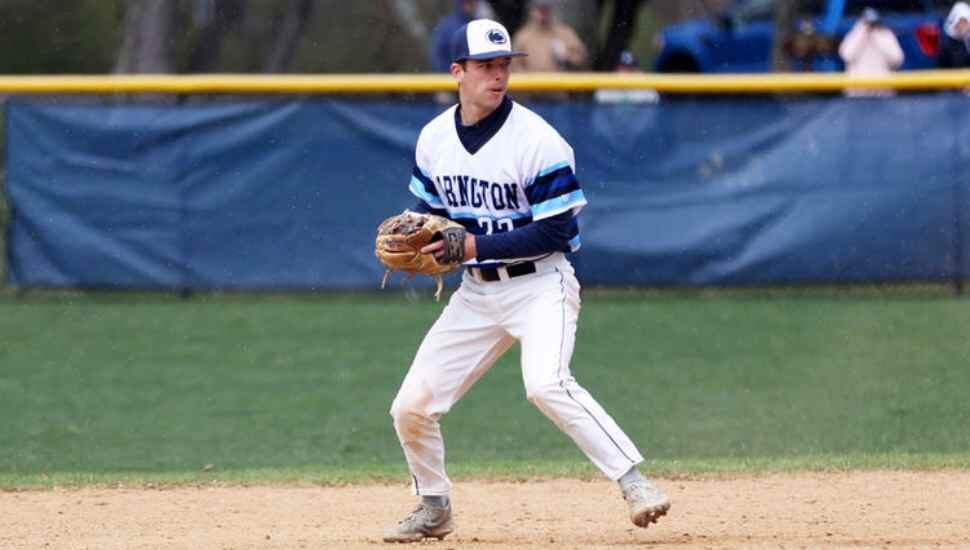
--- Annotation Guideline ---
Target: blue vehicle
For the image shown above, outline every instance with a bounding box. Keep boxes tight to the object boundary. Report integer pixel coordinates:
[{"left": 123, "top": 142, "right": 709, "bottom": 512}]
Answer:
[{"left": 653, "top": 0, "right": 951, "bottom": 73}]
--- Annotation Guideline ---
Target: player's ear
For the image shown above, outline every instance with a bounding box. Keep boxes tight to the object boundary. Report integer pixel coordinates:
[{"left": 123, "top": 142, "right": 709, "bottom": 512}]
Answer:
[{"left": 450, "top": 61, "right": 465, "bottom": 84}]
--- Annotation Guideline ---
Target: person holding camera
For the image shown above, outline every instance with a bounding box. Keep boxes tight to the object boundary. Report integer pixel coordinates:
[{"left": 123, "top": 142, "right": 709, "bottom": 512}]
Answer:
[
  {"left": 511, "top": 0, "right": 587, "bottom": 102},
  {"left": 838, "top": 7, "right": 904, "bottom": 97},
  {"left": 941, "top": 1, "right": 970, "bottom": 68},
  {"left": 512, "top": 0, "right": 587, "bottom": 73}
]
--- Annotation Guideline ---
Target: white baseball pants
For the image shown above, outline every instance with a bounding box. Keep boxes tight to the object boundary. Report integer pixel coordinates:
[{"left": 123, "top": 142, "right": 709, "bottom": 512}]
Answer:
[{"left": 390, "top": 253, "right": 644, "bottom": 496}]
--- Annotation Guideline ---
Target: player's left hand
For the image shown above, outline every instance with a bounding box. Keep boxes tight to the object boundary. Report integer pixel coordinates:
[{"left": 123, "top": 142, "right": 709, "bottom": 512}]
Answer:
[
  {"left": 421, "top": 233, "right": 476, "bottom": 263},
  {"left": 375, "top": 210, "right": 469, "bottom": 300}
]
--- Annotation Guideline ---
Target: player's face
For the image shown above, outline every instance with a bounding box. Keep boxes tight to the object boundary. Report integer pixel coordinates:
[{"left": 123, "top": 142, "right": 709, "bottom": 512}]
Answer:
[{"left": 453, "top": 57, "right": 511, "bottom": 114}]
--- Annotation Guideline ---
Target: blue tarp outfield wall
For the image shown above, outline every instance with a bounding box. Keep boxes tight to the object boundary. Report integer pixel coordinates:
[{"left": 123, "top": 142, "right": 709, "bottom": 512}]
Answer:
[{"left": 6, "top": 94, "right": 970, "bottom": 290}]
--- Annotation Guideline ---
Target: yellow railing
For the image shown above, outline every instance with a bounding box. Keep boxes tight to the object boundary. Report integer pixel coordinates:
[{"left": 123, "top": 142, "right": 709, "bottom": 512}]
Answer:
[{"left": 0, "top": 70, "right": 967, "bottom": 94}]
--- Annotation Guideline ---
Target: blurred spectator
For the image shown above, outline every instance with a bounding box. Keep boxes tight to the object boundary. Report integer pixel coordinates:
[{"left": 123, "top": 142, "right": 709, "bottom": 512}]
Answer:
[
  {"left": 838, "top": 8, "right": 904, "bottom": 97},
  {"left": 594, "top": 51, "right": 659, "bottom": 104},
  {"left": 430, "top": 0, "right": 483, "bottom": 73},
  {"left": 787, "top": 19, "right": 837, "bottom": 72},
  {"left": 430, "top": 0, "right": 490, "bottom": 104},
  {"left": 940, "top": 1, "right": 970, "bottom": 68},
  {"left": 511, "top": 0, "right": 588, "bottom": 73}
]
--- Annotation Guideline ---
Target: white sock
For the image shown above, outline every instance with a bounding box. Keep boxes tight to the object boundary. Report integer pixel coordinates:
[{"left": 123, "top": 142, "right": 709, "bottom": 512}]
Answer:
[{"left": 618, "top": 466, "right": 647, "bottom": 491}]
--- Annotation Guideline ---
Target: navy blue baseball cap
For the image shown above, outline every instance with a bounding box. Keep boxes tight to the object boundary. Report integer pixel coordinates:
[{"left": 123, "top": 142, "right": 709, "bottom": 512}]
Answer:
[{"left": 450, "top": 19, "right": 527, "bottom": 63}]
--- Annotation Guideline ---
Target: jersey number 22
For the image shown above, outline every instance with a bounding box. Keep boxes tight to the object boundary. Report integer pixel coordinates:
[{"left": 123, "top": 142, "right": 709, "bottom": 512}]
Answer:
[{"left": 478, "top": 217, "right": 513, "bottom": 235}]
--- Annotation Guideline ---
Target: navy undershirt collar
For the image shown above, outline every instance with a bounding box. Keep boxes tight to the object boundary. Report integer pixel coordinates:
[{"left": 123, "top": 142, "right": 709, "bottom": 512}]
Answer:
[{"left": 454, "top": 95, "right": 513, "bottom": 155}]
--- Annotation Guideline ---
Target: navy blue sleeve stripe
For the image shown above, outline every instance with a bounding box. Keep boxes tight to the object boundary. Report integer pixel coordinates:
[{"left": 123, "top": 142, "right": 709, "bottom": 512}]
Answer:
[
  {"left": 531, "top": 166, "right": 573, "bottom": 192},
  {"left": 411, "top": 166, "right": 439, "bottom": 196},
  {"left": 526, "top": 167, "right": 580, "bottom": 204},
  {"left": 528, "top": 175, "right": 581, "bottom": 204}
]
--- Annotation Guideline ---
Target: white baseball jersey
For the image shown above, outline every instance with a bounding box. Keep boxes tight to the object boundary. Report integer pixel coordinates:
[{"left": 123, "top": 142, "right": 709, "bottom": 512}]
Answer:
[{"left": 408, "top": 99, "right": 587, "bottom": 267}]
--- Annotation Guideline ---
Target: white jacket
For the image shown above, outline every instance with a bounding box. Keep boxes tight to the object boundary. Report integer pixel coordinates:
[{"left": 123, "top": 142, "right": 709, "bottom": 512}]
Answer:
[{"left": 838, "top": 21, "right": 904, "bottom": 97}]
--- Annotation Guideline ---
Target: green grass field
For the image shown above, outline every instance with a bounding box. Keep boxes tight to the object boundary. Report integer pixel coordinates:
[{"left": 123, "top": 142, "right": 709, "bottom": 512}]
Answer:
[{"left": 1, "top": 289, "right": 969, "bottom": 487}]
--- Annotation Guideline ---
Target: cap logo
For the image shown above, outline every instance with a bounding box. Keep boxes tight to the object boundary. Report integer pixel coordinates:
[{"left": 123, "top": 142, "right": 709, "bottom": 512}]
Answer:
[
  {"left": 486, "top": 29, "right": 508, "bottom": 45},
  {"left": 452, "top": 19, "right": 524, "bottom": 62}
]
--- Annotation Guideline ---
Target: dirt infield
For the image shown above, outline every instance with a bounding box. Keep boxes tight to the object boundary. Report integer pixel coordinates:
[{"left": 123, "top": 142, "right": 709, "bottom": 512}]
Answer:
[{"left": 2, "top": 471, "right": 968, "bottom": 549}]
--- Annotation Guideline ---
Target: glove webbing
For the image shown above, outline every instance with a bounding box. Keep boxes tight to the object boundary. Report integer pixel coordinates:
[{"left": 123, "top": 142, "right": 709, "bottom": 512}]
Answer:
[{"left": 380, "top": 270, "right": 446, "bottom": 302}]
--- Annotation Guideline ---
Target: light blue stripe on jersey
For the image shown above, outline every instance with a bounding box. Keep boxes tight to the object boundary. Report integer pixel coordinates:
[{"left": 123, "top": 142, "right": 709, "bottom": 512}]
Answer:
[
  {"left": 409, "top": 177, "right": 444, "bottom": 207},
  {"left": 447, "top": 209, "right": 531, "bottom": 221},
  {"left": 537, "top": 160, "right": 570, "bottom": 178},
  {"left": 568, "top": 234, "right": 582, "bottom": 252},
  {"left": 530, "top": 189, "right": 587, "bottom": 220}
]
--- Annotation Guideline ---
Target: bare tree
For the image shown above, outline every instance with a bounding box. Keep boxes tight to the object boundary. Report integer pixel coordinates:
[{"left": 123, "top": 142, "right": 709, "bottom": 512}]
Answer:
[
  {"left": 560, "top": 0, "right": 602, "bottom": 46},
  {"left": 186, "top": 0, "right": 247, "bottom": 73},
  {"left": 488, "top": 0, "right": 528, "bottom": 35},
  {"left": 772, "top": 0, "right": 797, "bottom": 71},
  {"left": 593, "top": 0, "right": 648, "bottom": 71},
  {"left": 650, "top": 0, "right": 722, "bottom": 23},
  {"left": 388, "top": 0, "right": 429, "bottom": 44},
  {"left": 114, "top": 0, "right": 178, "bottom": 73},
  {"left": 264, "top": 0, "right": 315, "bottom": 73}
]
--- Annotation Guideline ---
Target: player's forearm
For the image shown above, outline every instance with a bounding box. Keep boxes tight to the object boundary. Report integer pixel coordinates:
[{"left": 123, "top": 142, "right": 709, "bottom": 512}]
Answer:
[{"left": 474, "top": 210, "right": 572, "bottom": 261}]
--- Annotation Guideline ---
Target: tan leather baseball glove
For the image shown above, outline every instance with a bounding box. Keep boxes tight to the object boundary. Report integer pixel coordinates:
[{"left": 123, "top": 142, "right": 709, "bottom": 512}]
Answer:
[{"left": 375, "top": 210, "right": 466, "bottom": 300}]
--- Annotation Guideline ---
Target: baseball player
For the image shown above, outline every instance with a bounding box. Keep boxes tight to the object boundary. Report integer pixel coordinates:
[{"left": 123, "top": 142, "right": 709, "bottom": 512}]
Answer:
[{"left": 383, "top": 19, "right": 669, "bottom": 543}]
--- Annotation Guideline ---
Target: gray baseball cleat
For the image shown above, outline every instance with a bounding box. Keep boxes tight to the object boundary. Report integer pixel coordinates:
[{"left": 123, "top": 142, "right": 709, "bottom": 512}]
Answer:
[
  {"left": 623, "top": 480, "right": 670, "bottom": 528},
  {"left": 383, "top": 502, "right": 455, "bottom": 543}
]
